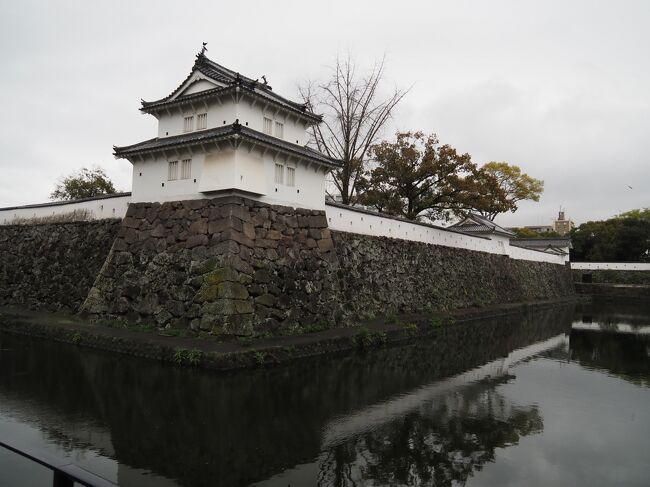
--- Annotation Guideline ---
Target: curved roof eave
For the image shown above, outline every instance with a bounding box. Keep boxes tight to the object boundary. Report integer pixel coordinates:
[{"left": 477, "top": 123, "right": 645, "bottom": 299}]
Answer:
[{"left": 114, "top": 123, "right": 341, "bottom": 169}]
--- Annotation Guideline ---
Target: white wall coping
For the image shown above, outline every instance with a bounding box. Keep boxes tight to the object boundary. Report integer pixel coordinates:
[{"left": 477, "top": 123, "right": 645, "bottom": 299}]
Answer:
[
  {"left": 0, "top": 193, "right": 132, "bottom": 225},
  {"left": 571, "top": 262, "right": 650, "bottom": 271},
  {"left": 325, "top": 202, "right": 568, "bottom": 265},
  {"left": 0, "top": 192, "right": 132, "bottom": 211},
  {"left": 1, "top": 194, "right": 570, "bottom": 266}
]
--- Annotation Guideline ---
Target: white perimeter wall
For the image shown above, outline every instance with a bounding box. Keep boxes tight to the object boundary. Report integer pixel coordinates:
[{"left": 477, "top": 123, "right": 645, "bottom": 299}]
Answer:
[
  {"left": 571, "top": 262, "right": 650, "bottom": 271},
  {"left": 326, "top": 204, "right": 568, "bottom": 266},
  {"left": 0, "top": 194, "right": 131, "bottom": 225},
  {"left": 0, "top": 194, "right": 568, "bottom": 266}
]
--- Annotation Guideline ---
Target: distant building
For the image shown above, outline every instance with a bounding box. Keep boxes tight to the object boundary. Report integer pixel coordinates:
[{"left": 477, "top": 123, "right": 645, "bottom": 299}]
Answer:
[
  {"left": 553, "top": 210, "right": 574, "bottom": 236},
  {"left": 507, "top": 210, "right": 575, "bottom": 237},
  {"left": 520, "top": 225, "right": 555, "bottom": 234}
]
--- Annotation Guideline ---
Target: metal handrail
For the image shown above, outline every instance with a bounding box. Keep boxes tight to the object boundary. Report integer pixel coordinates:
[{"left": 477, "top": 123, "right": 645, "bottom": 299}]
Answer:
[{"left": 0, "top": 440, "right": 117, "bottom": 487}]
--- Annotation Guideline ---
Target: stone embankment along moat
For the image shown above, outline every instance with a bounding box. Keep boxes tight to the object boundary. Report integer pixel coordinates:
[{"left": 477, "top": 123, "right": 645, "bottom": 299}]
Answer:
[
  {"left": 0, "top": 196, "right": 575, "bottom": 337},
  {"left": 0, "top": 299, "right": 577, "bottom": 371}
]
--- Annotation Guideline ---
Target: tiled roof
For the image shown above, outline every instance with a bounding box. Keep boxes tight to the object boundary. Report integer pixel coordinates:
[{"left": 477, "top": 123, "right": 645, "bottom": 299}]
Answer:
[
  {"left": 450, "top": 213, "right": 515, "bottom": 237},
  {"left": 113, "top": 122, "right": 341, "bottom": 168},
  {"left": 511, "top": 238, "right": 573, "bottom": 249},
  {"left": 140, "top": 52, "right": 321, "bottom": 123}
]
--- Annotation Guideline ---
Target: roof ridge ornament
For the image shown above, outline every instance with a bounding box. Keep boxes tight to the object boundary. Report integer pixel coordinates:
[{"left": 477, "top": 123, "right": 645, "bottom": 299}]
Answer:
[{"left": 199, "top": 42, "right": 208, "bottom": 56}]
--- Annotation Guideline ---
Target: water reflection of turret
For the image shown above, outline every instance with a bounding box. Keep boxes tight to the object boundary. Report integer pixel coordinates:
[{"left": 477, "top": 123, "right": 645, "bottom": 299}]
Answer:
[
  {"left": 0, "top": 304, "right": 573, "bottom": 487},
  {"left": 316, "top": 380, "right": 543, "bottom": 487}
]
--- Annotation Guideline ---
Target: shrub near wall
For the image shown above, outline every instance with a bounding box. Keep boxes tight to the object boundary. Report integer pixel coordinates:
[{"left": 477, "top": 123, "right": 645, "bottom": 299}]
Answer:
[
  {"left": 333, "top": 232, "right": 574, "bottom": 318},
  {"left": 0, "top": 220, "right": 122, "bottom": 310}
]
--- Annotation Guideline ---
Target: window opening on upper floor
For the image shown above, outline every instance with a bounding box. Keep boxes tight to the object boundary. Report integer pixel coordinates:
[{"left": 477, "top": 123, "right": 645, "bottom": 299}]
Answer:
[
  {"left": 274, "top": 121, "right": 284, "bottom": 138},
  {"left": 183, "top": 116, "right": 194, "bottom": 133},
  {"left": 263, "top": 117, "right": 273, "bottom": 135},
  {"left": 196, "top": 113, "right": 207, "bottom": 130}
]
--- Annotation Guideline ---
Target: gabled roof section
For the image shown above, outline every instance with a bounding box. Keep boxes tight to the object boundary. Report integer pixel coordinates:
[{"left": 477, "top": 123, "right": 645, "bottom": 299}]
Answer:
[
  {"left": 450, "top": 213, "right": 516, "bottom": 237},
  {"left": 113, "top": 121, "right": 342, "bottom": 169},
  {"left": 140, "top": 49, "right": 322, "bottom": 123},
  {"left": 510, "top": 239, "right": 571, "bottom": 255}
]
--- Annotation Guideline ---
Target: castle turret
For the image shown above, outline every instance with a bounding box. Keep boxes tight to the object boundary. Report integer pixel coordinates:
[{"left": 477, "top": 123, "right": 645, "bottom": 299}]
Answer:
[{"left": 114, "top": 47, "right": 341, "bottom": 209}]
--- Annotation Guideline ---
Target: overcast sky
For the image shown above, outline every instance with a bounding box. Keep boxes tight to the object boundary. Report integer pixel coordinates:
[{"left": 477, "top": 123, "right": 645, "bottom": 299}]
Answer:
[{"left": 0, "top": 0, "right": 648, "bottom": 226}]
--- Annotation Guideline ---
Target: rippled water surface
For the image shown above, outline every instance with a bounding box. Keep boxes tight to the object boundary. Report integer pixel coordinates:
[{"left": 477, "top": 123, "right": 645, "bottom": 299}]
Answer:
[{"left": 1, "top": 301, "right": 649, "bottom": 486}]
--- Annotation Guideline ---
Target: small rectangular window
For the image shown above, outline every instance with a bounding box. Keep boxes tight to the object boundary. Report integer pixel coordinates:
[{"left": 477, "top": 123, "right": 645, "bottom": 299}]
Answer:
[
  {"left": 184, "top": 116, "right": 194, "bottom": 132},
  {"left": 263, "top": 117, "right": 273, "bottom": 135},
  {"left": 274, "top": 121, "right": 284, "bottom": 138},
  {"left": 168, "top": 161, "right": 178, "bottom": 181},
  {"left": 274, "top": 163, "right": 284, "bottom": 184},
  {"left": 286, "top": 166, "right": 295, "bottom": 187},
  {"left": 181, "top": 159, "right": 192, "bottom": 179},
  {"left": 196, "top": 113, "right": 207, "bottom": 130}
]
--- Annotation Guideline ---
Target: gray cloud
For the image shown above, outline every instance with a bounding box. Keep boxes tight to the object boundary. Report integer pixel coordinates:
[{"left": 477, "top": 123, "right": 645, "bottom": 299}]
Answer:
[{"left": 1, "top": 0, "right": 648, "bottom": 226}]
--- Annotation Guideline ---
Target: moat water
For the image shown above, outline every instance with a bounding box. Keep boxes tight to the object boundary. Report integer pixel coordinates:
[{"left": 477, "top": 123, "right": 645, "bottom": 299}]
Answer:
[{"left": 1, "top": 300, "right": 649, "bottom": 487}]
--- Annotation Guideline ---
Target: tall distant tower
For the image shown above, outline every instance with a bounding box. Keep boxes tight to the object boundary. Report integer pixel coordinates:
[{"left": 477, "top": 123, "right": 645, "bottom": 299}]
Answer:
[
  {"left": 113, "top": 47, "right": 341, "bottom": 209},
  {"left": 553, "top": 208, "right": 574, "bottom": 236}
]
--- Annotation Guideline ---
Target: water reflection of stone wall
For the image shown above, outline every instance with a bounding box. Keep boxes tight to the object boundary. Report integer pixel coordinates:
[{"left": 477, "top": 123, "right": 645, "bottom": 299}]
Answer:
[
  {"left": 570, "top": 329, "right": 650, "bottom": 386},
  {"left": 0, "top": 304, "right": 573, "bottom": 487},
  {"left": 572, "top": 269, "right": 650, "bottom": 285}
]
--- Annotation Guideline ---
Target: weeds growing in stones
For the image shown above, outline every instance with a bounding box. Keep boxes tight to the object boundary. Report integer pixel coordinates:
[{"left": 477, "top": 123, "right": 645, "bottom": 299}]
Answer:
[
  {"left": 254, "top": 351, "right": 266, "bottom": 365},
  {"left": 173, "top": 348, "right": 203, "bottom": 366},
  {"left": 355, "top": 328, "right": 387, "bottom": 349},
  {"left": 403, "top": 323, "right": 419, "bottom": 336}
]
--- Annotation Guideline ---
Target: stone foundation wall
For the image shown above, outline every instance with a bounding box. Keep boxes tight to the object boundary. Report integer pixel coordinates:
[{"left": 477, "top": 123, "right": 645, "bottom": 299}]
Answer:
[
  {"left": 572, "top": 269, "right": 650, "bottom": 285},
  {"left": 0, "top": 220, "right": 121, "bottom": 310},
  {"left": 81, "top": 197, "right": 341, "bottom": 335},
  {"left": 332, "top": 232, "right": 575, "bottom": 318},
  {"left": 2, "top": 197, "right": 575, "bottom": 335}
]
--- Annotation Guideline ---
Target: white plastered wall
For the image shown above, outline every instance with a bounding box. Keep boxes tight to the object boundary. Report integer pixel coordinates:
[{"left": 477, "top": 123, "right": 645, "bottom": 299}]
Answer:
[
  {"left": 132, "top": 153, "right": 204, "bottom": 203},
  {"left": 326, "top": 204, "right": 568, "bottom": 265},
  {"left": 157, "top": 100, "right": 238, "bottom": 138},
  {"left": 132, "top": 145, "right": 327, "bottom": 210},
  {"left": 237, "top": 101, "right": 309, "bottom": 145},
  {"left": 0, "top": 195, "right": 132, "bottom": 225},
  {"left": 571, "top": 262, "right": 650, "bottom": 271}
]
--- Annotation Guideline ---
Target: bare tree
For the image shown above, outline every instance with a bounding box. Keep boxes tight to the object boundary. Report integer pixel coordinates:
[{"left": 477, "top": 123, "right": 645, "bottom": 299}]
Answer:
[{"left": 300, "top": 55, "right": 408, "bottom": 205}]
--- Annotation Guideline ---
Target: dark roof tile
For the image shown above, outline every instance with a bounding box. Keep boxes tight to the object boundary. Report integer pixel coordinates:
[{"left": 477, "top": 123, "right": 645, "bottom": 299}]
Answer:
[
  {"left": 140, "top": 53, "right": 321, "bottom": 122},
  {"left": 114, "top": 123, "right": 341, "bottom": 168}
]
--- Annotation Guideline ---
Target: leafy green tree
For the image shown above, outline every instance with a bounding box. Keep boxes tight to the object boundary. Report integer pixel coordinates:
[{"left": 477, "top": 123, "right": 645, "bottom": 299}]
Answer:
[
  {"left": 479, "top": 161, "right": 544, "bottom": 220},
  {"left": 617, "top": 208, "right": 650, "bottom": 221},
  {"left": 512, "top": 227, "right": 561, "bottom": 238},
  {"left": 571, "top": 213, "right": 650, "bottom": 262},
  {"left": 359, "top": 131, "right": 509, "bottom": 221},
  {"left": 50, "top": 167, "right": 117, "bottom": 201}
]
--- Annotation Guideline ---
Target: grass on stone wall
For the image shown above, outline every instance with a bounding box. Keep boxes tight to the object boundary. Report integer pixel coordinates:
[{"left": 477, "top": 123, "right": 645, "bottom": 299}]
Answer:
[{"left": 9, "top": 209, "right": 95, "bottom": 225}]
